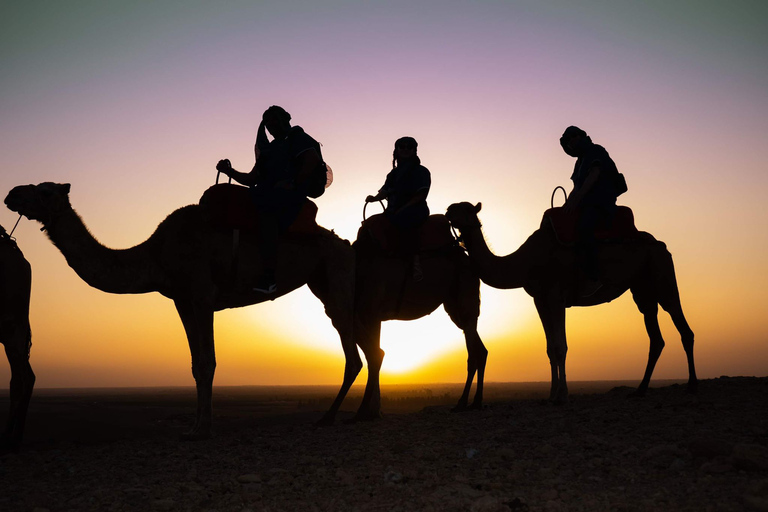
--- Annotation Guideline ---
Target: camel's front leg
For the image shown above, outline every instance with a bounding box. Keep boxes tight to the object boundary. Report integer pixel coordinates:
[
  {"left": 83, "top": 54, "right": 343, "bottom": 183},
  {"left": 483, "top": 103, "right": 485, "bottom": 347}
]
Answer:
[
  {"left": 534, "top": 296, "right": 568, "bottom": 403},
  {"left": 452, "top": 329, "right": 487, "bottom": 411},
  {"left": 175, "top": 300, "right": 216, "bottom": 440},
  {"left": 1, "top": 325, "right": 35, "bottom": 453}
]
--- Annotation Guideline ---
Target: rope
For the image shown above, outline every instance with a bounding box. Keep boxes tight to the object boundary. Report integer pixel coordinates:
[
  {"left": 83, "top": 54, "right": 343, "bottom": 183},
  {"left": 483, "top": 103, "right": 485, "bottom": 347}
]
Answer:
[
  {"left": 362, "top": 200, "right": 384, "bottom": 224},
  {"left": 8, "top": 214, "right": 22, "bottom": 239},
  {"left": 551, "top": 186, "right": 568, "bottom": 209}
]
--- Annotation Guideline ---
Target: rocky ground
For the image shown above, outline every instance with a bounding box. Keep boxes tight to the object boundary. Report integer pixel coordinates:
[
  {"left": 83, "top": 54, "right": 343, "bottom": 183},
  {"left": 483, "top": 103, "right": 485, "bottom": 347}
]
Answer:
[{"left": 2, "top": 376, "right": 768, "bottom": 512}]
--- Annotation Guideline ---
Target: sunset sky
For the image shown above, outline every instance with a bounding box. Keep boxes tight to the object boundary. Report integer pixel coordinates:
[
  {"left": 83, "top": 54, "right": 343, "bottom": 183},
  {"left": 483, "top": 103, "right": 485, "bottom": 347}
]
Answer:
[{"left": 1, "top": 1, "right": 766, "bottom": 389}]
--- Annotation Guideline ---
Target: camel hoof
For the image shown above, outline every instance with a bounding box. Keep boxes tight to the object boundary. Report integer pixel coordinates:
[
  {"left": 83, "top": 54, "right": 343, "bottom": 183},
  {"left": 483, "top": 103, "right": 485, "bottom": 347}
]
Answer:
[
  {"left": 627, "top": 389, "right": 647, "bottom": 399},
  {"left": 451, "top": 403, "right": 468, "bottom": 413},
  {"left": 346, "top": 412, "right": 382, "bottom": 423},
  {"left": 687, "top": 380, "right": 699, "bottom": 394},
  {"left": 0, "top": 437, "right": 20, "bottom": 455},
  {"left": 314, "top": 414, "right": 335, "bottom": 428}
]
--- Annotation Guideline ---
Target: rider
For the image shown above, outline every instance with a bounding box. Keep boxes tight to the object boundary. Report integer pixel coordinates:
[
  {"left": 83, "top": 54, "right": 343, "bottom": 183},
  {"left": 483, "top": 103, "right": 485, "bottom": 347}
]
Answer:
[
  {"left": 216, "top": 106, "right": 322, "bottom": 294},
  {"left": 560, "top": 126, "right": 622, "bottom": 296},
  {"left": 365, "top": 136, "right": 431, "bottom": 279}
]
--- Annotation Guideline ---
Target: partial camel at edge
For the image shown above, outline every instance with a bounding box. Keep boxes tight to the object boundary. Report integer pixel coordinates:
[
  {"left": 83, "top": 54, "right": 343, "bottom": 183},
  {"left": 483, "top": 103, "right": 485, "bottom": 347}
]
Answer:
[
  {"left": 4, "top": 182, "right": 361, "bottom": 439},
  {"left": 0, "top": 225, "right": 34, "bottom": 452},
  {"left": 445, "top": 201, "right": 697, "bottom": 403}
]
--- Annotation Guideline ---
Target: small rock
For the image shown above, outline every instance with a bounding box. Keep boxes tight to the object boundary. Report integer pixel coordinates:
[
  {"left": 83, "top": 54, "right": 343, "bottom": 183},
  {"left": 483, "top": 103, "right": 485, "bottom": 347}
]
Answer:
[
  {"left": 152, "top": 499, "right": 176, "bottom": 511},
  {"left": 470, "top": 495, "right": 509, "bottom": 512},
  {"left": 688, "top": 437, "right": 734, "bottom": 458},
  {"left": 384, "top": 470, "right": 404, "bottom": 483},
  {"left": 733, "top": 444, "right": 768, "bottom": 471},
  {"left": 467, "top": 448, "right": 480, "bottom": 459},
  {"left": 237, "top": 473, "right": 262, "bottom": 483}
]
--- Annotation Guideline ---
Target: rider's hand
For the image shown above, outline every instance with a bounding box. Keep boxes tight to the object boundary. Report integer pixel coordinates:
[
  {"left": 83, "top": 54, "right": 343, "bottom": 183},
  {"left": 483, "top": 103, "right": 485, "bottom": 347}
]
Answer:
[
  {"left": 216, "top": 159, "right": 232, "bottom": 174},
  {"left": 365, "top": 195, "right": 377, "bottom": 203}
]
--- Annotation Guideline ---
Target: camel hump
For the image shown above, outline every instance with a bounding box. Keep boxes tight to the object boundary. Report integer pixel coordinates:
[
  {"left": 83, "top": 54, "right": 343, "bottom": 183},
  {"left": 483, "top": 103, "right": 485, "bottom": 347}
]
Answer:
[
  {"left": 199, "top": 183, "right": 319, "bottom": 235},
  {"left": 357, "top": 213, "right": 455, "bottom": 254},
  {"left": 542, "top": 206, "right": 639, "bottom": 245}
]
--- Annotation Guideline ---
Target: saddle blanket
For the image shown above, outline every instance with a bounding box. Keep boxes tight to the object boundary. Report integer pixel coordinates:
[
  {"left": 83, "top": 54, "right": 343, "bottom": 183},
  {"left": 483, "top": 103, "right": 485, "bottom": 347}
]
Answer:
[
  {"left": 199, "top": 183, "right": 319, "bottom": 234},
  {"left": 358, "top": 213, "right": 456, "bottom": 254},
  {"left": 543, "top": 206, "right": 638, "bottom": 245}
]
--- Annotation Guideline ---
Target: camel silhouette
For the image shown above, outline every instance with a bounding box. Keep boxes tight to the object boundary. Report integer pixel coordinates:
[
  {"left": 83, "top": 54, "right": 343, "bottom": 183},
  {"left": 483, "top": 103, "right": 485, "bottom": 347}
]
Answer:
[
  {"left": 5, "top": 182, "right": 361, "bottom": 439},
  {"left": 352, "top": 214, "right": 486, "bottom": 419},
  {"left": 445, "top": 202, "right": 697, "bottom": 402},
  {"left": 0, "top": 224, "right": 34, "bottom": 452}
]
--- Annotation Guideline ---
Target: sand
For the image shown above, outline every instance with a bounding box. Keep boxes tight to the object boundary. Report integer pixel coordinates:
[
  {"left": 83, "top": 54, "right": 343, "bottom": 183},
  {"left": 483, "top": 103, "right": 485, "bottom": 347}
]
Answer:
[{"left": 1, "top": 377, "right": 767, "bottom": 511}]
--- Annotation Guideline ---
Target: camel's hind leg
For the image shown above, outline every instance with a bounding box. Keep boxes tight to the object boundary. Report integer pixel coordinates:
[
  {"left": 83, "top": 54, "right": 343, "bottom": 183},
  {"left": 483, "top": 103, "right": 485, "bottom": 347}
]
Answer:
[
  {"left": 1, "top": 322, "right": 34, "bottom": 453},
  {"left": 353, "top": 319, "right": 385, "bottom": 421},
  {"left": 444, "top": 280, "right": 487, "bottom": 411},
  {"left": 174, "top": 300, "right": 216, "bottom": 440},
  {"left": 534, "top": 296, "right": 568, "bottom": 403},
  {"left": 307, "top": 270, "right": 362, "bottom": 426},
  {"left": 658, "top": 291, "right": 697, "bottom": 393},
  {"left": 630, "top": 291, "right": 665, "bottom": 397}
]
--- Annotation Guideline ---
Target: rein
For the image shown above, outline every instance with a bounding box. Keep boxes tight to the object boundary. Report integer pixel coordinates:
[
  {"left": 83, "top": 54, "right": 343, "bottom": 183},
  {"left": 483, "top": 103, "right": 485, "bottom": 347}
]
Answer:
[
  {"left": 362, "top": 199, "right": 384, "bottom": 224},
  {"left": 551, "top": 186, "right": 568, "bottom": 208},
  {"left": 8, "top": 214, "right": 22, "bottom": 239}
]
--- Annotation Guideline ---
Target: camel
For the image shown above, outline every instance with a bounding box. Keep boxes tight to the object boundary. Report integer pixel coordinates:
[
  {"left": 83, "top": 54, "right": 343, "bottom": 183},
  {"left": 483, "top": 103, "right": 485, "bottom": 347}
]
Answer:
[
  {"left": 445, "top": 202, "right": 697, "bottom": 402},
  {"left": 0, "top": 224, "right": 34, "bottom": 452},
  {"left": 4, "top": 182, "right": 361, "bottom": 439},
  {"left": 352, "top": 213, "right": 487, "bottom": 419}
]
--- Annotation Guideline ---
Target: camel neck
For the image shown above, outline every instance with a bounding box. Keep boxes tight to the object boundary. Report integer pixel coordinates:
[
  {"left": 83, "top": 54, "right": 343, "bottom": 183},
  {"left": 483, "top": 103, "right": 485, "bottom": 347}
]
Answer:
[
  {"left": 45, "top": 207, "right": 162, "bottom": 294},
  {"left": 461, "top": 224, "right": 542, "bottom": 290}
]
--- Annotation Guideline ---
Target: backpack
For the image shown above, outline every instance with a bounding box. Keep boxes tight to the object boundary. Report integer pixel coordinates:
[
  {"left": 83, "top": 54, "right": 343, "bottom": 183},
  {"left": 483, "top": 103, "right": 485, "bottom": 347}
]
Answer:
[{"left": 287, "top": 129, "right": 332, "bottom": 199}]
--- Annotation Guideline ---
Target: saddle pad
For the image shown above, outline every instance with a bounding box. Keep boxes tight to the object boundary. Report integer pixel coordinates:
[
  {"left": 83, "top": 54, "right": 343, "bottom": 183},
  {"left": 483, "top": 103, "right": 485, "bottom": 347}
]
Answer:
[
  {"left": 543, "top": 206, "right": 638, "bottom": 245},
  {"left": 358, "top": 213, "right": 455, "bottom": 253},
  {"left": 199, "top": 183, "right": 319, "bottom": 234}
]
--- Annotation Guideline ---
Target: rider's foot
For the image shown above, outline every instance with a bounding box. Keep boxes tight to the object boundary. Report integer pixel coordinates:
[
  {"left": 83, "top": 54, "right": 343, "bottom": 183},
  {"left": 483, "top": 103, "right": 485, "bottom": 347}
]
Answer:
[
  {"left": 413, "top": 255, "right": 423, "bottom": 282},
  {"left": 253, "top": 270, "right": 277, "bottom": 294}
]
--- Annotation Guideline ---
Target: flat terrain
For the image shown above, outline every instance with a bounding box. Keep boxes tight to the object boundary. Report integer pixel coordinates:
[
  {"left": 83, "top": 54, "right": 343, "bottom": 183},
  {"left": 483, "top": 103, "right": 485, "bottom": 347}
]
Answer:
[{"left": 2, "top": 377, "right": 767, "bottom": 511}]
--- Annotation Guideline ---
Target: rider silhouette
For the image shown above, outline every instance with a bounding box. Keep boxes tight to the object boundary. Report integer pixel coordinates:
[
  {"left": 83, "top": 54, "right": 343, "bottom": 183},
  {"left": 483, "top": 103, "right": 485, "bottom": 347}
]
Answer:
[
  {"left": 216, "top": 106, "right": 322, "bottom": 294},
  {"left": 560, "top": 126, "right": 622, "bottom": 296},
  {"left": 365, "top": 136, "right": 431, "bottom": 280}
]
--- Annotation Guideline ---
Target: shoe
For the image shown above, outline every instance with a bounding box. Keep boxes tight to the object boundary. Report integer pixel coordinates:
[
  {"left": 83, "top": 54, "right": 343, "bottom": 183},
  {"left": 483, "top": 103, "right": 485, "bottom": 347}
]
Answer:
[
  {"left": 253, "top": 271, "right": 277, "bottom": 294},
  {"left": 412, "top": 255, "right": 424, "bottom": 282},
  {"left": 580, "top": 278, "right": 602, "bottom": 297}
]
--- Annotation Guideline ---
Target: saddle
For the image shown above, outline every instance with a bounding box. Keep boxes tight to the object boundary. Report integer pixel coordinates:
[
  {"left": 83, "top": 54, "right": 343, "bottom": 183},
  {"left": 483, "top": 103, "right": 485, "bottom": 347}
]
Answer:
[
  {"left": 199, "top": 183, "right": 319, "bottom": 235},
  {"left": 357, "top": 213, "right": 456, "bottom": 254},
  {"left": 543, "top": 206, "right": 638, "bottom": 245}
]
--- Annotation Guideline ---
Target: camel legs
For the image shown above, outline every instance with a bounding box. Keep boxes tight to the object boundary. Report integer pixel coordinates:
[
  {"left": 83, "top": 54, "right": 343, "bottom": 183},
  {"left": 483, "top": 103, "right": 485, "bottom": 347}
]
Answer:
[
  {"left": 174, "top": 300, "right": 216, "bottom": 440},
  {"left": 444, "top": 294, "right": 487, "bottom": 411},
  {"left": 631, "top": 249, "right": 697, "bottom": 396},
  {"left": 631, "top": 297, "right": 665, "bottom": 397},
  {"left": 308, "top": 276, "right": 362, "bottom": 426},
  {"left": 534, "top": 296, "right": 568, "bottom": 403},
  {"left": 1, "top": 323, "right": 34, "bottom": 453},
  {"left": 353, "top": 320, "right": 385, "bottom": 421}
]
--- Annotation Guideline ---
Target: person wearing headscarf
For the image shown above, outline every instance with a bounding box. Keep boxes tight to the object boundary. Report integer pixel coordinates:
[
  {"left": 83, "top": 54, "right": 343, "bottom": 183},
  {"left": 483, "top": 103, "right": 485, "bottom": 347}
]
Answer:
[
  {"left": 216, "top": 106, "right": 322, "bottom": 294},
  {"left": 559, "top": 126, "right": 623, "bottom": 295}
]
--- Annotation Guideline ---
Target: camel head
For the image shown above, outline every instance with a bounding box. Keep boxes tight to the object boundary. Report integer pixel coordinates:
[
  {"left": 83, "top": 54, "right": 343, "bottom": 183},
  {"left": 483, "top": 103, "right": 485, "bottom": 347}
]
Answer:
[
  {"left": 445, "top": 202, "right": 483, "bottom": 232},
  {"left": 5, "top": 183, "right": 72, "bottom": 224}
]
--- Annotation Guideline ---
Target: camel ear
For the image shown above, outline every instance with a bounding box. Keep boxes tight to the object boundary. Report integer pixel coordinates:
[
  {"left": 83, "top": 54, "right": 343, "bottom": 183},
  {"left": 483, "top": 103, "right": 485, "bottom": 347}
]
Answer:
[
  {"left": 474, "top": 202, "right": 482, "bottom": 213},
  {"left": 61, "top": 183, "right": 71, "bottom": 194}
]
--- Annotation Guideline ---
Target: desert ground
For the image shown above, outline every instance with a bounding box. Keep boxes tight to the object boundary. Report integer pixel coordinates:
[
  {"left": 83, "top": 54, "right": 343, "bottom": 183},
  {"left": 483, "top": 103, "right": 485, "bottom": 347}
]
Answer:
[{"left": 2, "top": 377, "right": 767, "bottom": 512}]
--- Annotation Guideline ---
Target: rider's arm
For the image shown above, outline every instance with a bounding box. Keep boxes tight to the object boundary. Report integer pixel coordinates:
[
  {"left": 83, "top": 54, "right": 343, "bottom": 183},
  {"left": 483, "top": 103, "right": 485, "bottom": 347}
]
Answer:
[
  {"left": 216, "top": 159, "right": 260, "bottom": 187},
  {"left": 565, "top": 164, "right": 601, "bottom": 212}
]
